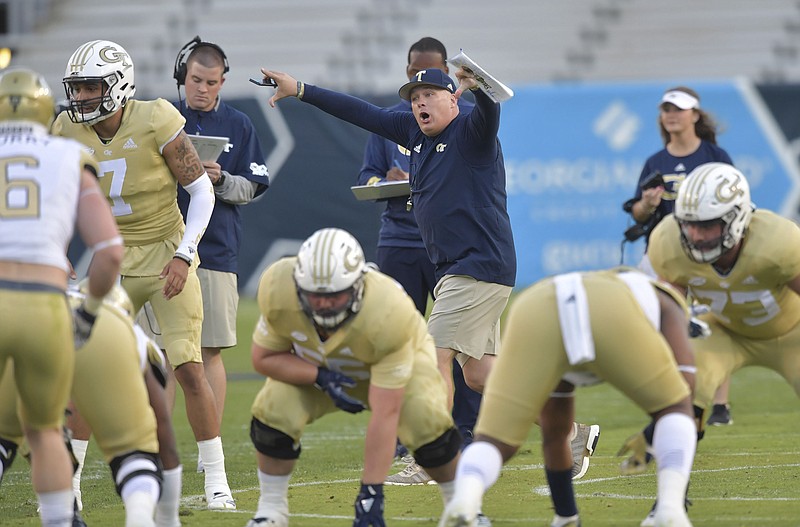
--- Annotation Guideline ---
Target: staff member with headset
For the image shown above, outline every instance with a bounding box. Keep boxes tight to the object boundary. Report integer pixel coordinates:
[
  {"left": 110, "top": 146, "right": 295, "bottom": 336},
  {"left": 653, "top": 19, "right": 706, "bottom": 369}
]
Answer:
[{"left": 173, "top": 36, "right": 270, "bottom": 439}]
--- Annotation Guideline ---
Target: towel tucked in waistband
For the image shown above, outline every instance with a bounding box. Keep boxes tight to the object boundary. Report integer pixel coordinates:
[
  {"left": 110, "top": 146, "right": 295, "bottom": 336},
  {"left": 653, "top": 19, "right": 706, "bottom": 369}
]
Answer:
[{"left": 553, "top": 273, "right": 596, "bottom": 365}]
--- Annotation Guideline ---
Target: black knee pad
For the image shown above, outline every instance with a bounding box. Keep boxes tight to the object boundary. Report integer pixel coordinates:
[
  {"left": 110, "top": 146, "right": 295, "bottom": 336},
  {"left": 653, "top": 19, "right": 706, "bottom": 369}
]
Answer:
[
  {"left": 693, "top": 405, "right": 706, "bottom": 441},
  {"left": 109, "top": 451, "right": 163, "bottom": 497},
  {"left": 0, "top": 437, "right": 18, "bottom": 483},
  {"left": 62, "top": 426, "right": 79, "bottom": 473},
  {"left": 414, "top": 427, "right": 462, "bottom": 469},
  {"left": 250, "top": 418, "right": 301, "bottom": 460}
]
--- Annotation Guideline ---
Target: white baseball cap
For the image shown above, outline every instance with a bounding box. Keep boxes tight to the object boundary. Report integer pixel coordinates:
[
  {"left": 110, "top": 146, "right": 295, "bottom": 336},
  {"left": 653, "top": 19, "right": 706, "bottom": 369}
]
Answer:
[{"left": 660, "top": 90, "right": 699, "bottom": 110}]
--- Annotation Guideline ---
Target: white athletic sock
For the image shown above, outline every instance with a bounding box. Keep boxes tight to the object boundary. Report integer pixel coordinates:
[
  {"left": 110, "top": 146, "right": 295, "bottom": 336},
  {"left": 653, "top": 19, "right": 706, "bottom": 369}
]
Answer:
[
  {"left": 155, "top": 465, "right": 182, "bottom": 527},
  {"left": 123, "top": 490, "right": 157, "bottom": 527},
  {"left": 197, "top": 437, "right": 229, "bottom": 495},
  {"left": 652, "top": 413, "right": 696, "bottom": 476},
  {"left": 255, "top": 470, "right": 289, "bottom": 519},
  {"left": 37, "top": 488, "right": 74, "bottom": 526},
  {"left": 653, "top": 413, "right": 696, "bottom": 511},
  {"left": 117, "top": 455, "right": 160, "bottom": 527},
  {"left": 438, "top": 480, "right": 455, "bottom": 504},
  {"left": 456, "top": 441, "right": 503, "bottom": 491},
  {"left": 71, "top": 438, "right": 89, "bottom": 511}
]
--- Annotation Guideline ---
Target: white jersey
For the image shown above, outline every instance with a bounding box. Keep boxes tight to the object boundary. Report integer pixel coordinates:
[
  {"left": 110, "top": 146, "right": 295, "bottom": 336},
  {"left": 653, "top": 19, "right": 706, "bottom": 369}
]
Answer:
[{"left": 0, "top": 123, "right": 93, "bottom": 272}]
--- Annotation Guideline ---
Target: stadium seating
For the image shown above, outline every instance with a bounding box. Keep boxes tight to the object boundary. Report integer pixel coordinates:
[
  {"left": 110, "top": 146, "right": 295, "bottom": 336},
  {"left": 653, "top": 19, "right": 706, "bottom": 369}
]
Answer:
[{"left": 5, "top": 0, "right": 800, "bottom": 99}]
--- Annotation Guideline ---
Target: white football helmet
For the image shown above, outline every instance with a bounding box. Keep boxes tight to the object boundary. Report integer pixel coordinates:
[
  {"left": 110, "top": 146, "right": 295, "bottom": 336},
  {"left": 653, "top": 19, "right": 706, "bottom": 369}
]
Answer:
[
  {"left": 674, "top": 162, "right": 753, "bottom": 263},
  {"left": 293, "top": 228, "right": 368, "bottom": 330},
  {"left": 0, "top": 68, "right": 55, "bottom": 128},
  {"left": 63, "top": 40, "right": 136, "bottom": 124},
  {"left": 72, "top": 280, "right": 134, "bottom": 320}
]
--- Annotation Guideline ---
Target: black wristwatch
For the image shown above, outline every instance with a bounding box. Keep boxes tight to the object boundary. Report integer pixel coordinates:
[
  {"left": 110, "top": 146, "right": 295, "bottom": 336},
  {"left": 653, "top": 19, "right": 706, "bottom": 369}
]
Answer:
[{"left": 213, "top": 172, "right": 226, "bottom": 187}]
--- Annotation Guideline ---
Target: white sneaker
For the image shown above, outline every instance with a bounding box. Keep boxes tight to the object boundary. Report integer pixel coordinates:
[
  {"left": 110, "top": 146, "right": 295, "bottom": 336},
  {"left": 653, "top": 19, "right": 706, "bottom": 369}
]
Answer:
[
  {"left": 438, "top": 499, "right": 479, "bottom": 527},
  {"left": 653, "top": 506, "right": 692, "bottom": 527},
  {"left": 385, "top": 456, "right": 437, "bottom": 485},
  {"left": 570, "top": 423, "right": 600, "bottom": 480},
  {"left": 207, "top": 490, "right": 236, "bottom": 510},
  {"left": 476, "top": 513, "right": 492, "bottom": 527},
  {"left": 245, "top": 515, "right": 288, "bottom": 527},
  {"left": 551, "top": 514, "right": 581, "bottom": 527}
]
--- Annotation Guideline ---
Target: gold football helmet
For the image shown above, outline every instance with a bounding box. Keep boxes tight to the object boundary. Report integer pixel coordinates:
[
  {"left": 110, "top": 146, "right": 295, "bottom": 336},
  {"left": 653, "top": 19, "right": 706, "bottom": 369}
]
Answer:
[{"left": 0, "top": 68, "right": 55, "bottom": 128}]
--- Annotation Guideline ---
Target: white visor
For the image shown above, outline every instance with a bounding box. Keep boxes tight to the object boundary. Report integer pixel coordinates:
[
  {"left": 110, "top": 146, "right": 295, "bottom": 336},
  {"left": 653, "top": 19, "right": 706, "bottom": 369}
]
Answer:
[{"left": 661, "top": 90, "right": 699, "bottom": 110}]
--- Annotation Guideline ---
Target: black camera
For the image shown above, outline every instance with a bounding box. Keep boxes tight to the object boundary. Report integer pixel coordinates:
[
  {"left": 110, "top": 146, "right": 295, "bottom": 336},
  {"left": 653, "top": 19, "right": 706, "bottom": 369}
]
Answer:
[
  {"left": 640, "top": 170, "right": 664, "bottom": 190},
  {"left": 249, "top": 77, "right": 278, "bottom": 87}
]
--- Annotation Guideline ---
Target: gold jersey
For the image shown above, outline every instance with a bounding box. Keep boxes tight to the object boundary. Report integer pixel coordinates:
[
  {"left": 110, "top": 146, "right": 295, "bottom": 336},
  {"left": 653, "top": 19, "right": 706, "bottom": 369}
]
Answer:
[
  {"left": 253, "top": 258, "right": 435, "bottom": 390},
  {"left": 52, "top": 99, "right": 186, "bottom": 246},
  {"left": 649, "top": 210, "right": 800, "bottom": 339}
]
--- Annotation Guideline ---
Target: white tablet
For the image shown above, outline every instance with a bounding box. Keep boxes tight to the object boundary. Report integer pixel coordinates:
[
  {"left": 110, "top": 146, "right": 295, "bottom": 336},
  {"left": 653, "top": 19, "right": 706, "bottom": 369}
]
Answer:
[{"left": 189, "top": 135, "right": 229, "bottom": 162}]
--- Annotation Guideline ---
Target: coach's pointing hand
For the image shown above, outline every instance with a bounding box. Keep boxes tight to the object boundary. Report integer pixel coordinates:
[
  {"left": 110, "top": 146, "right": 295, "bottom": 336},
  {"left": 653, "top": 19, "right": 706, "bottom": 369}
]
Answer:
[{"left": 260, "top": 68, "right": 301, "bottom": 108}]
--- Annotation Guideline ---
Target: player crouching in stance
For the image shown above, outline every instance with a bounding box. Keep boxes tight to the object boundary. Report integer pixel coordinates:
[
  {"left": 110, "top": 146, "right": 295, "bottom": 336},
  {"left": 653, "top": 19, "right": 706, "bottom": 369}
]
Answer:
[
  {"left": 0, "top": 285, "right": 165, "bottom": 527},
  {"left": 245, "top": 228, "right": 463, "bottom": 527},
  {"left": 440, "top": 269, "right": 697, "bottom": 527}
]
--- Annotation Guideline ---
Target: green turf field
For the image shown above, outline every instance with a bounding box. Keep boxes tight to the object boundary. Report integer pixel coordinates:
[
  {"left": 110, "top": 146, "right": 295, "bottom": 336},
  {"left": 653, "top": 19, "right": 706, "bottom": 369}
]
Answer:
[{"left": 1, "top": 298, "right": 798, "bottom": 526}]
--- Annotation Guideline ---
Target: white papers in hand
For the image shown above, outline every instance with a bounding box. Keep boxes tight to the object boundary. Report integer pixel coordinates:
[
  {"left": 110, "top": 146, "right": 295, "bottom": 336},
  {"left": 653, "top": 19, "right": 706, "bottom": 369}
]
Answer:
[{"left": 447, "top": 50, "right": 514, "bottom": 103}]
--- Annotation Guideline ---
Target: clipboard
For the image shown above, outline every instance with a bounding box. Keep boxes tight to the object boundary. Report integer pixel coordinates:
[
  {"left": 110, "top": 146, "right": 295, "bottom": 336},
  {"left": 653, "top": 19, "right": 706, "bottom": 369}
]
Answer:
[
  {"left": 350, "top": 181, "right": 410, "bottom": 201},
  {"left": 189, "top": 135, "right": 229, "bottom": 162}
]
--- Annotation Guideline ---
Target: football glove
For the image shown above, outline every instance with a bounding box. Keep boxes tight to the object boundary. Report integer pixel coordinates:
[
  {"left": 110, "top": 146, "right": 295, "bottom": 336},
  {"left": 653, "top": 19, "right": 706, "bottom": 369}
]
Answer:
[
  {"left": 353, "top": 483, "right": 385, "bottom": 527},
  {"left": 689, "top": 303, "right": 711, "bottom": 339},
  {"left": 72, "top": 305, "right": 97, "bottom": 349},
  {"left": 146, "top": 339, "right": 169, "bottom": 389},
  {"left": 315, "top": 367, "right": 366, "bottom": 414},
  {"left": 616, "top": 430, "right": 653, "bottom": 475}
]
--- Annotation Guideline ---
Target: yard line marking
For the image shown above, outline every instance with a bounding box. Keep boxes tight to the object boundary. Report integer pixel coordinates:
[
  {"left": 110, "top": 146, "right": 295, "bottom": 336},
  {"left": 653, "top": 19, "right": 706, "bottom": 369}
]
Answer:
[{"left": 532, "top": 462, "right": 800, "bottom": 498}]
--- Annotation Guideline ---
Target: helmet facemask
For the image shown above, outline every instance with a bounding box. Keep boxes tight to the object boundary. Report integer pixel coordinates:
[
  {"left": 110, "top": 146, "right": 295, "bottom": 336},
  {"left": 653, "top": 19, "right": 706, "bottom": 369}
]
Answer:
[
  {"left": 63, "top": 75, "right": 121, "bottom": 124},
  {"left": 678, "top": 214, "right": 736, "bottom": 263},
  {"left": 297, "top": 277, "right": 365, "bottom": 331}
]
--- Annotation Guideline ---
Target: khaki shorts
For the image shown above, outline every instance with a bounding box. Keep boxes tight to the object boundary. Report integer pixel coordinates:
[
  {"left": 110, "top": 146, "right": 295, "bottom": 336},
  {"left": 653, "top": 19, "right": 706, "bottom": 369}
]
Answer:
[
  {"left": 427, "top": 275, "right": 512, "bottom": 365},
  {"left": 197, "top": 268, "right": 238, "bottom": 349}
]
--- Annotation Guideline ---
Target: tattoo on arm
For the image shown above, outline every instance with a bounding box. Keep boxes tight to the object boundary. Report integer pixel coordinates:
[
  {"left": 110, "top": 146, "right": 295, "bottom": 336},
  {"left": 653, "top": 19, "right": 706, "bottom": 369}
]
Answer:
[{"left": 168, "top": 131, "right": 205, "bottom": 186}]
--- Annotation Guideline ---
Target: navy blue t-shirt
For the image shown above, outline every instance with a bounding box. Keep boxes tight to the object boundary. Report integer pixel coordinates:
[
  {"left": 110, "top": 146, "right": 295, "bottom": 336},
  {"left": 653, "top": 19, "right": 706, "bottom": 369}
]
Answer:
[
  {"left": 176, "top": 100, "right": 269, "bottom": 273},
  {"left": 305, "top": 85, "right": 516, "bottom": 287},
  {"left": 634, "top": 141, "right": 733, "bottom": 217},
  {"left": 357, "top": 98, "right": 474, "bottom": 250}
]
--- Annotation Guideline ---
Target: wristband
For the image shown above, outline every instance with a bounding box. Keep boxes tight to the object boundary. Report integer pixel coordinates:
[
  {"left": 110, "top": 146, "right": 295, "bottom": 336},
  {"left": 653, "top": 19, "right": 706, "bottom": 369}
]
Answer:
[
  {"left": 213, "top": 172, "right": 226, "bottom": 187},
  {"left": 82, "top": 294, "right": 102, "bottom": 316},
  {"left": 173, "top": 253, "right": 192, "bottom": 265},
  {"left": 296, "top": 81, "right": 305, "bottom": 99}
]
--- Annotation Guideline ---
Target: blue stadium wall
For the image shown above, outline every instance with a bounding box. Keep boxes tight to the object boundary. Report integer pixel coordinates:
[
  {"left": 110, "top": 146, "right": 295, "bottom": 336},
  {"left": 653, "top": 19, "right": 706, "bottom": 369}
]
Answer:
[{"left": 67, "top": 83, "right": 800, "bottom": 295}]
